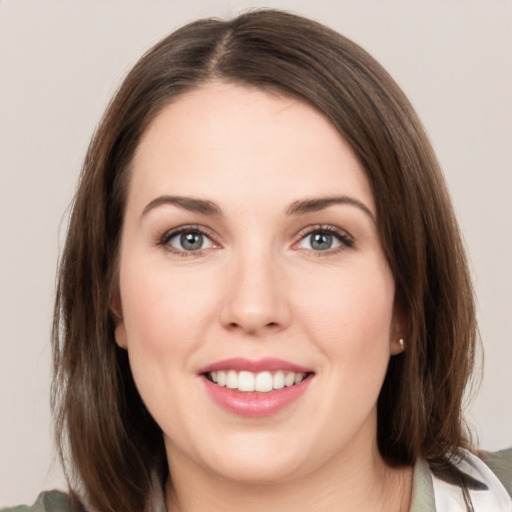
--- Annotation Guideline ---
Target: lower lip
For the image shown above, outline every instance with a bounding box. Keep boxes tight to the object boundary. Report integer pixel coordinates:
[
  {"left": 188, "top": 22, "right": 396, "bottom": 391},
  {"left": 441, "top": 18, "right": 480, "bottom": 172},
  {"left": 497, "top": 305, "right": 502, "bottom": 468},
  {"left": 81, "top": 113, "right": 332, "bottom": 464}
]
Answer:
[{"left": 201, "top": 375, "right": 313, "bottom": 417}]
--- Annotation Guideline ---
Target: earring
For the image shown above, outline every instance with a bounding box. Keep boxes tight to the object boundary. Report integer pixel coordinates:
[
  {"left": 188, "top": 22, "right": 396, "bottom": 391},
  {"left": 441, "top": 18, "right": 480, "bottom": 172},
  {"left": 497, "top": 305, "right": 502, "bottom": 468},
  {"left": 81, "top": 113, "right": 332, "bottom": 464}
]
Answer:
[{"left": 398, "top": 338, "right": 405, "bottom": 351}]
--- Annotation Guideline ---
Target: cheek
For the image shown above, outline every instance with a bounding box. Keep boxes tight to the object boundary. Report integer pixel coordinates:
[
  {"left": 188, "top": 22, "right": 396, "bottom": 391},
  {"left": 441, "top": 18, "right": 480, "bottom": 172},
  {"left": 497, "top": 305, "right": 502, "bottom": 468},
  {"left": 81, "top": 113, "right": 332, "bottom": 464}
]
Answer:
[
  {"left": 116, "top": 260, "right": 220, "bottom": 425},
  {"left": 119, "top": 260, "right": 218, "bottom": 356},
  {"left": 296, "top": 265, "right": 395, "bottom": 366}
]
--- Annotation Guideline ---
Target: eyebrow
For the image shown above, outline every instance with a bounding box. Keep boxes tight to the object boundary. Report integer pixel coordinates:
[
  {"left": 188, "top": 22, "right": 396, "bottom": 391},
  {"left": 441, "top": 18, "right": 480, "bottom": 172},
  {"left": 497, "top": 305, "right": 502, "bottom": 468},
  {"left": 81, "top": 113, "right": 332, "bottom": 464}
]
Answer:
[
  {"left": 286, "top": 196, "right": 375, "bottom": 221},
  {"left": 142, "top": 194, "right": 374, "bottom": 221},
  {"left": 142, "top": 195, "right": 222, "bottom": 216}
]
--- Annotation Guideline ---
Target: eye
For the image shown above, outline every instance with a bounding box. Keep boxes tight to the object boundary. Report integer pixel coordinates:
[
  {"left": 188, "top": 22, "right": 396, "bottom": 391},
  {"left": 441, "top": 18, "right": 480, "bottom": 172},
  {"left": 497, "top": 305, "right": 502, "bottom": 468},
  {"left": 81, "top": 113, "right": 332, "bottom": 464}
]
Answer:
[
  {"left": 161, "top": 227, "right": 215, "bottom": 253},
  {"left": 295, "top": 226, "right": 353, "bottom": 252}
]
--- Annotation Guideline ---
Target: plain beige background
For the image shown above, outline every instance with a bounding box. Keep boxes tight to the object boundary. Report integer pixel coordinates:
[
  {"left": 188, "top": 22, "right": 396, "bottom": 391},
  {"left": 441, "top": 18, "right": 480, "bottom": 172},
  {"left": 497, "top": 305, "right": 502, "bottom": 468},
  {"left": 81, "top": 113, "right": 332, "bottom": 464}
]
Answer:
[{"left": 1, "top": 0, "right": 511, "bottom": 506}]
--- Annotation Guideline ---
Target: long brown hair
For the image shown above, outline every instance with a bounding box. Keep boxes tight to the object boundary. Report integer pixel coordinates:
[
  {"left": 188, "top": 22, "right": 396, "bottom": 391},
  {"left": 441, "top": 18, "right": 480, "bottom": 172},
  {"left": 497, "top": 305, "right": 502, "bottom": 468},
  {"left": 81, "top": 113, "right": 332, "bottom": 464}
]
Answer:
[{"left": 53, "top": 9, "right": 476, "bottom": 511}]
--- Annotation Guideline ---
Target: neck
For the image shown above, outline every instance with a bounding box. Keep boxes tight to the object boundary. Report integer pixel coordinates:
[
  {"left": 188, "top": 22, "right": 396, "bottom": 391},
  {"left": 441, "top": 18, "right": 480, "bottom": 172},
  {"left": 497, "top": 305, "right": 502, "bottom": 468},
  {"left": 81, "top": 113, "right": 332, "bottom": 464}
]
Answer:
[{"left": 164, "top": 438, "right": 412, "bottom": 512}]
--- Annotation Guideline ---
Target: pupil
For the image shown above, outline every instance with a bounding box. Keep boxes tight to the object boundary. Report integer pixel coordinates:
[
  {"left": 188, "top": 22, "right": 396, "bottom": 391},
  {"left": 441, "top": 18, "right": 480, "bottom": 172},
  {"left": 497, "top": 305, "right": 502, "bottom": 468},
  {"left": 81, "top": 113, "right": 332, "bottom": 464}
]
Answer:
[
  {"left": 181, "top": 232, "right": 203, "bottom": 250},
  {"left": 311, "top": 232, "right": 332, "bottom": 250}
]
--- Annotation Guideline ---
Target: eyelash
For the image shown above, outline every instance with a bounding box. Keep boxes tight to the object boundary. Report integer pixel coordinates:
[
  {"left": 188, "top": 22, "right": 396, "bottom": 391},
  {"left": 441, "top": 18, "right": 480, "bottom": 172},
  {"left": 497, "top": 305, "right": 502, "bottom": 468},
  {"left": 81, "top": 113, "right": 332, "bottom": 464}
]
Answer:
[
  {"left": 293, "top": 224, "right": 354, "bottom": 255},
  {"left": 157, "top": 224, "right": 354, "bottom": 256},
  {"left": 157, "top": 225, "right": 218, "bottom": 257}
]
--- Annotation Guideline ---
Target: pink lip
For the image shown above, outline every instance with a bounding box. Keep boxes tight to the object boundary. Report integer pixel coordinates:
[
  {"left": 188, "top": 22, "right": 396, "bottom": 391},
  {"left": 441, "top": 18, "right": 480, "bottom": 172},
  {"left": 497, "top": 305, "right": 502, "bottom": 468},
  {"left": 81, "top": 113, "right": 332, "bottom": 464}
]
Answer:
[
  {"left": 198, "top": 357, "right": 312, "bottom": 374},
  {"left": 201, "top": 377, "right": 313, "bottom": 417},
  {"left": 198, "top": 358, "right": 314, "bottom": 417}
]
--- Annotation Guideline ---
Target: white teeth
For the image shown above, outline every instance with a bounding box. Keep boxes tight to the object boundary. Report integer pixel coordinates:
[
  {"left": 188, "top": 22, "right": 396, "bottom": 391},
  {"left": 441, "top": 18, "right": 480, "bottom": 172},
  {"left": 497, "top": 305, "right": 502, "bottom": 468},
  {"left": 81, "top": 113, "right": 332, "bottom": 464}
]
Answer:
[
  {"left": 255, "top": 371, "right": 273, "bottom": 392},
  {"left": 238, "top": 371, "right": 255, "bottom": 392},
  {"left": 226, "top": 370, "right": 238, "bottom": 389},
  {"left": 273, "top": 370, "right": 285, "bottom": 389},
  {"left": 284, "top": 372, "right": 296, "bottom": 387},
  {"left": 208, "top": 370, "right": 308, "bottom": 393}
]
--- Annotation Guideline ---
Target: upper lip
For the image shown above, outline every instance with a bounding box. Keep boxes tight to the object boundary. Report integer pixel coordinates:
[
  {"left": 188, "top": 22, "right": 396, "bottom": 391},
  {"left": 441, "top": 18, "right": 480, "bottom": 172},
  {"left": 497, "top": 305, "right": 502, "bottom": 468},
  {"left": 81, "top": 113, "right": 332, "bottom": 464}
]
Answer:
[{"left": 198, "top": 357, "right": 313, "bottom": 374}]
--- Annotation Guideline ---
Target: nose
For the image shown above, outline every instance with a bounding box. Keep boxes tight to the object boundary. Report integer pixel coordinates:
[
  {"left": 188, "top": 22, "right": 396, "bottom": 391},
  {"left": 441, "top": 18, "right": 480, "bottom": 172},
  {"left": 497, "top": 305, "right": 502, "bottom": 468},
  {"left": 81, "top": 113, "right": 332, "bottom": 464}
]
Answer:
[{"left": 219, "top": 249, "right": 291, "bottom": 336}]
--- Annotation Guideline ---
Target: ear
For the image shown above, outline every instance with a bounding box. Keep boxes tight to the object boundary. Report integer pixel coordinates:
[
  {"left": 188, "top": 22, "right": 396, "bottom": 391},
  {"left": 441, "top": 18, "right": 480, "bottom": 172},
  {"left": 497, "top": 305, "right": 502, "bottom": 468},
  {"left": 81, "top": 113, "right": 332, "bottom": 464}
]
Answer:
[
  {"left": 111, "top": 291, "right": 128, "bottom": 349},
  {"left": 389, "top": 301, "right": 407, "bottom": 356}
]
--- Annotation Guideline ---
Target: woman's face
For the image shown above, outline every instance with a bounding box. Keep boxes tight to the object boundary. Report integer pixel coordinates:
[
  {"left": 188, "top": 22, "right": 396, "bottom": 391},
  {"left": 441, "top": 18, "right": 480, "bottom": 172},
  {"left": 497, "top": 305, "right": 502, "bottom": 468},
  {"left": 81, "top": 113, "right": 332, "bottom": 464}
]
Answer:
[{"left": 115, "top": 82, "right": 403, "bottom": 484}]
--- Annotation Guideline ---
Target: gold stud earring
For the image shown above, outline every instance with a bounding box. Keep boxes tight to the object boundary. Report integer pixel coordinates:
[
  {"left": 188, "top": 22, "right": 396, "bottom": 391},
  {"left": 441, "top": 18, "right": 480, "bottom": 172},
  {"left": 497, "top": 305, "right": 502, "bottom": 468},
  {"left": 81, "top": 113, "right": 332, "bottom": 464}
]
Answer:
[{"left": 399, "top": 338, "right": 405, "bottom": 351}]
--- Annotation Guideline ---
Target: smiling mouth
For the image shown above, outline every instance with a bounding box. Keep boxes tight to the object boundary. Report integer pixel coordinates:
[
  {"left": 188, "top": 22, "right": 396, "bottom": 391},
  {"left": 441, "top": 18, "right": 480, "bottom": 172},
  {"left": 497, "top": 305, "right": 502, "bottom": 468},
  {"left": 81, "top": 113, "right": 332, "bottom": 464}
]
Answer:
[{"left": 204, "top": 370, "right": 313, "bottom": 393}]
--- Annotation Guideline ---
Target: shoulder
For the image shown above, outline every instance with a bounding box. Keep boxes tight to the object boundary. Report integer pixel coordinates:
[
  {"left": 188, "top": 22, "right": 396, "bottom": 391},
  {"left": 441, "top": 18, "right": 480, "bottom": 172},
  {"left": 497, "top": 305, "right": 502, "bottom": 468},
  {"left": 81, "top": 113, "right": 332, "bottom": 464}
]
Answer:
[
  {"left": 411, "top": 448, "right": 512, "bottom": 511},
  {"left": 480, "top": 447, "right": 512, "bottom": 498},
  {"left": 0, "top": 491, "right": 72, "bottom": 512},
  {"left": 430, "top": 448, "right": 512, "bottom": 511}
]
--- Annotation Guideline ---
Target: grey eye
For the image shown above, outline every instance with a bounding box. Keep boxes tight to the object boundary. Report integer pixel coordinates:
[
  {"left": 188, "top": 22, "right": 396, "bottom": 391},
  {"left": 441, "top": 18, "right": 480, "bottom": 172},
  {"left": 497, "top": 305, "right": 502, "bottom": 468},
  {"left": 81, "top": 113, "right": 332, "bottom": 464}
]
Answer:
[
  {"left": 181, "top": 232, "right": 203, "bottom": 250},
  {"left": 168, "top": 230, "right": 214, "bottom": 251},
  {"left": 310, "top": 232, "right": 333, "bottom": 251},
  {"left": 297, "top": 230, "right": 345, "bottom": 251}
]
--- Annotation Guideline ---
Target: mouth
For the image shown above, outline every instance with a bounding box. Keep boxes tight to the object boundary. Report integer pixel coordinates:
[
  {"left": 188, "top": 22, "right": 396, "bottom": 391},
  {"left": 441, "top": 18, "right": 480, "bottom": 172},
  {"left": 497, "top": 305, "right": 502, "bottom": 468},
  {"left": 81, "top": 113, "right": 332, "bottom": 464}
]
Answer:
[
  {"left": 204, "top": 370, "right": 312, "bottom": 393},
  {"left": 199, "top": 358, "right": 315, "bottom": 417}
]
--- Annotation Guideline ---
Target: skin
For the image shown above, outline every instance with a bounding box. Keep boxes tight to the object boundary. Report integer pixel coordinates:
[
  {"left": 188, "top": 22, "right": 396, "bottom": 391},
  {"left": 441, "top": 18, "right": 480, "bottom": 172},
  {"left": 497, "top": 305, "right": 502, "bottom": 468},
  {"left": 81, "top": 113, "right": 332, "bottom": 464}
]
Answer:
[{"left": 114, "top": 82, "right": 411, "bottom": 511}]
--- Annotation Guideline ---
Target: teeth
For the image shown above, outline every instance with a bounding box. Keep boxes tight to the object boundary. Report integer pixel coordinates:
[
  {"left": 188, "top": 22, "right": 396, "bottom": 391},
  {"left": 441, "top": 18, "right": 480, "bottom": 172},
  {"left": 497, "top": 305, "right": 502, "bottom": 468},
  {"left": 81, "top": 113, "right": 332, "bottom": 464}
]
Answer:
[
  {"left": 226, "top": 370, "right": 238, "bottom": 389},
  {"left": 273, "top": 370, "right": 285, "bottom": 389},
  {"left": 238, "top": 371, "right": 254, "bottom": 392},
  {"left": 208, "top": 370, "right": 308, "bottom": 393},
  {"left": 255, "top": 371, "right": 273, "bottom": 392},
  {"left": 284, "top": 372, "right": 295, "bottom": 387}
]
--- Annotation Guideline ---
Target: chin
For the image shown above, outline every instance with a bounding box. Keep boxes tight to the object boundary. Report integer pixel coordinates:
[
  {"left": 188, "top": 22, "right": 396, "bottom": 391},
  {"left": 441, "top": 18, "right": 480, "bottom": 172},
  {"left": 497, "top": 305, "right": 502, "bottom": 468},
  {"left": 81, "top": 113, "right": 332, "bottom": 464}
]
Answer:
[
  {"left": 208, "top": 454, "right": 303, "bottom": 485},
  {"left": 198, "top": 431, "right": 316, "bottom": 484}
]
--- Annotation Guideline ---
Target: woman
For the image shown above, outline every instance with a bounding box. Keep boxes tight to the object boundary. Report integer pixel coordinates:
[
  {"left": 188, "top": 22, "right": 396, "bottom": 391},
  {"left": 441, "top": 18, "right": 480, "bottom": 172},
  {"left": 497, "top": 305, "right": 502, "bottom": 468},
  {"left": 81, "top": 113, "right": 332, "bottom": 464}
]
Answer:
[{"left": 4, "top": 9, "right": 511, "bottom": 512}]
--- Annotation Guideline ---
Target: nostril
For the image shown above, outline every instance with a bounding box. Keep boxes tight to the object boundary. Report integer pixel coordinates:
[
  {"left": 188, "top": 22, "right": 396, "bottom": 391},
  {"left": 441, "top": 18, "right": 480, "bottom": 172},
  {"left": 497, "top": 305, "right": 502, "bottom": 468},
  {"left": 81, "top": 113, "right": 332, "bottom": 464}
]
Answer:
[{"left": 225, "top": 320, "right": 279, "bottom": 333}]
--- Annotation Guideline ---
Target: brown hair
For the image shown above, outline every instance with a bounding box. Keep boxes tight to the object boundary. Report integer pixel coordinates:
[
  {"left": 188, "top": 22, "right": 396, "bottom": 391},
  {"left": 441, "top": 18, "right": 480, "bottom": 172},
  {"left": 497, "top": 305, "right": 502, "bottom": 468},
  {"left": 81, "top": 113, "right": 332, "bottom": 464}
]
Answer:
[{"left": 52, "top": 9, "right": 476, "bottom": 511}]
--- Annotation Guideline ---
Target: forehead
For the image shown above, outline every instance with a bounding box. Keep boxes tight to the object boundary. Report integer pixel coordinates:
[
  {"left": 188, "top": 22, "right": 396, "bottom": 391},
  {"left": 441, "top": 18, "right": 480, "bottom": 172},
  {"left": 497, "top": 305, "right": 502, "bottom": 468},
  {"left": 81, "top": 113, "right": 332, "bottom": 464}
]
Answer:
[{"left": 129, "top": 81, "right": 375, "bottom": 214}]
